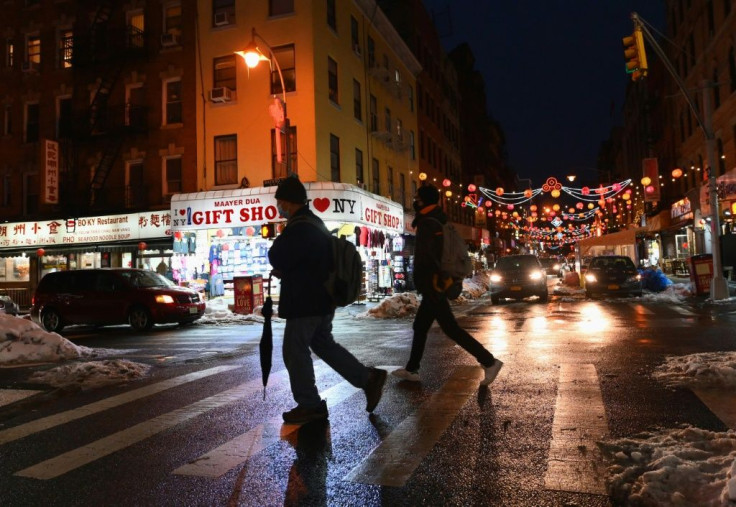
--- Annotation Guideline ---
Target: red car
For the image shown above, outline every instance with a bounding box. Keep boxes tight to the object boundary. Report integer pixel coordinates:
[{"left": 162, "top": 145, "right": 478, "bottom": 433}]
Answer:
[{"left": 31, "top": 268, "right": 205, "bottom": 332}]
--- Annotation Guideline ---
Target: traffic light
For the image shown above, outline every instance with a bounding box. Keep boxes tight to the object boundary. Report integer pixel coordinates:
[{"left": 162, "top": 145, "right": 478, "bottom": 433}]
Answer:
[
  {"left": 622, "top": 27, "right": 648, "bottom": 81},
  {"left": 260, "top": 223, "right": 276, "bottom": 239}
]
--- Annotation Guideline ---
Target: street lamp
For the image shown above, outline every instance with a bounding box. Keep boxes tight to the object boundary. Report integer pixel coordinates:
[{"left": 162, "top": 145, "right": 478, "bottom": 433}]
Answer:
[{"left": 235, "top": 28, "right": 292, "bottom": 176}]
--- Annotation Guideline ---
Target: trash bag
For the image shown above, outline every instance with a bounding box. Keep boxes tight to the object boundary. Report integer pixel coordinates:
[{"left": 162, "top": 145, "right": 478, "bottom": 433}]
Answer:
[{"left": 639, "top": 268, "right": 673, "bottom": 292}]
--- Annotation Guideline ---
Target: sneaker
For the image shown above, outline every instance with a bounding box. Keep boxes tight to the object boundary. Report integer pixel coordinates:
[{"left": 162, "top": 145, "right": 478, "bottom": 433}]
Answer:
[
  {"left": 282, "top": 400, "right": 328, "bottom": 424},
  {"left": 391, "top": 368, "right": 420, "bottom": 382},
  {"left": 480, "top": 360, "right": 504, "bottom": 386},
  {"left": 364, "top": 367, "right": 387, "bottom": 413}
]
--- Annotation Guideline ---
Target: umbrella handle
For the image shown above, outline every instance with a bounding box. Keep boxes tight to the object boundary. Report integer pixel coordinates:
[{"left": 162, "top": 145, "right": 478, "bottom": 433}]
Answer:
[{"left": 267, "top": 274, "right": 272, "bottom": 297}]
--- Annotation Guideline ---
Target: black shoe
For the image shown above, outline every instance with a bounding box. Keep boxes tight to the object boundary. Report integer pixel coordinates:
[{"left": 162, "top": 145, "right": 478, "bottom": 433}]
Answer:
[
  {"left": 282, "top": 400, "right": 328, "bottom": 424},
  {"left": 364, "top": 367, "right": 388, "bottom": 413}
]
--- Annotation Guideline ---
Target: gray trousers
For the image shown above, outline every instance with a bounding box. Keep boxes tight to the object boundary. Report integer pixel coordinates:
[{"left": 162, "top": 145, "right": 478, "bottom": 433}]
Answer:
[{"left": 283, "top": 312, "right": 369, "bottom": 408}]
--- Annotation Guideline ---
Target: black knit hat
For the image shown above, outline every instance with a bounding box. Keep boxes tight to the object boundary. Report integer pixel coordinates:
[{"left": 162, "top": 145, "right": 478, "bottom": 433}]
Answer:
[
  {"left": 274, "top": 176, "right": 307, "bottom": 204},
  {"left": 416, "top": 184, "right": 440, "bottom": 205}
]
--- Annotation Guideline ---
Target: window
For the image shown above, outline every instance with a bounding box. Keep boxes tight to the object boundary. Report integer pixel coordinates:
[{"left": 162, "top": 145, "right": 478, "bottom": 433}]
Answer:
[
  {"left": 329, "top": 134, "right": 340, "bottom": 182},
  {"left": 126, "top": 161, "right": 146, "bottom": 208},
  {"left": 214, "top": 135, "right": 238, "bottom": 185},
  {"left": 57, "top": 97, "right": 72, "bottom": 139},
  {"left": 353, "top": 79, "right": 362, "bottom": 121},
  {"left": 25, "top": 103, "right": 39, "bottom": 143},
  {"left": 367, "top": 36, "right": 375, "bottom": 67},
  {"left": 369, "top": 95, "right": 377, "bottom": 131},
  {"left": 326, "top": 0, "right": 336, "bottom": 31},
  {"left": 127, "top": 11, "right": 145, "bottom": 48},
  {"left": 351, "top": 16, "right": 359, "bottom": 53},
  {"left": 271, "top": 126, "right": 297, "bottom": 178},
  {"left": 213, "top": 55, "right": 236, "bottom": 90},
  {"left": 327, "top": 57, "right": 339, "bottom": 104},
  {"left": 27, "top": 35, "right": 40, "bottom": 66},
  {"left": 384, "top": 107, "right": 391, "bottom": 132},
  {"left": 387, "top": 166, "right": 394, "bottom": 200},
  {"left": 58, "top": 30, "right": 73, "bottom": 68},
  {"left": 126, "top": 84, "right": 146, "bottom": 128},
  {"left": 707, "top": 0, "right": 714, "bottom": 35},
  {"left": 271, "top": 45, "right": 295, "bottom": 94},
  {"left": 409, "top": 131, "right": 416, "bottom": 160},
  {"left": 165, "top": 157, "right": 182, "bottom": 194},
  {"left": 371, "top": 158, "right": 380, "bottom": 194},
  {"left": 164, "top": 4, "right": 182, "bottom": 35},
  {"left": 3, "top": 105, "right": 10, "bottom": 136},
  {"left": 213, "top": 0, "right": 235, "bottom": 26},
  {"left": 355, "top": 148, "right": 364, "bottom": 186},
  {"left": 408, "top": 86, "right": 414, "bottom": 112},
  {"left": 269, "top": 0, "right": 294, "bottom": 17},
  {"left": 165, "top": 79, "right": 182, "bottom": 124},
  {"left": 5, "top": 39, "right": 13, "bottom": 68},
  {"left": 399, "top": 173, "right": 406, "bottom": 208}
]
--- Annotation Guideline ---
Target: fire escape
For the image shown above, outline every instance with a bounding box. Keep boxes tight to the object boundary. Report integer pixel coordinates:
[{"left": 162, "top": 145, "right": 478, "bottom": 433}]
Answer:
[{"left": 62, "top": 1, "right": 148, "bottom": 216}]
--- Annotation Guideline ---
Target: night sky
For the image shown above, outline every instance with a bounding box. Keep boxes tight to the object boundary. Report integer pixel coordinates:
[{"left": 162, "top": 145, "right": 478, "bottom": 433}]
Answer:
[{"left": 424, "top": 0, "right": 666, "bottom": 188}]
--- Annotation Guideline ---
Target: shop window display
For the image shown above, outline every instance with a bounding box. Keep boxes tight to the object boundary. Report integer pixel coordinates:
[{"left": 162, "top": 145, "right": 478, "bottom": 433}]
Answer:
[{"left": 0, "top": 256, "right": 30, "bottom": 282}]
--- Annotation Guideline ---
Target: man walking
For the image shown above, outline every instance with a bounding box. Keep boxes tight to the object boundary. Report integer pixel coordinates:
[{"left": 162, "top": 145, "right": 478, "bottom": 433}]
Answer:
[
  {"left": 269, "top": 176, "right": 387, "bottom": 424},
  {"left": 393, "top": 184, "right": 503, "bottom": 385}
]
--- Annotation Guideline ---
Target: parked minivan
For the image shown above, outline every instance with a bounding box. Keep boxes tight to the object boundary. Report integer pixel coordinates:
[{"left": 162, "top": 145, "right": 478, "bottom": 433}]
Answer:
[{"left": 31, "top": 268, "right": 206, "bottom": 332}]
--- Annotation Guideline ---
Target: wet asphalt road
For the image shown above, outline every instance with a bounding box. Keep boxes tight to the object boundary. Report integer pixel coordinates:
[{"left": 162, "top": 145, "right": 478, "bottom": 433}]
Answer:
[{"left": 1, "top": 282, "right": 736, "bottom": 506}]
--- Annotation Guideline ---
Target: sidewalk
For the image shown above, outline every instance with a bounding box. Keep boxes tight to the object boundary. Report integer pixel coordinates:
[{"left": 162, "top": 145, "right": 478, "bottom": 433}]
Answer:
[{"left": 668, "top": 275, "right": 736, "bottom": 298}]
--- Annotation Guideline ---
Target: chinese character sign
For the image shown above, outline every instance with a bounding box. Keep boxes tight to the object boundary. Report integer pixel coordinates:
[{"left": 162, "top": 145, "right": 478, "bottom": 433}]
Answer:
[{"left": 44, "top": 139, "right": 59, "bottom": 204}]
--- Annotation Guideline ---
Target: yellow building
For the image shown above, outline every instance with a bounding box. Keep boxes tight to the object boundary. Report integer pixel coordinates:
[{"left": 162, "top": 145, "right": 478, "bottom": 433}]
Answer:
[{"left": 194, "top": 0, "right": 420, "bottom": 211}]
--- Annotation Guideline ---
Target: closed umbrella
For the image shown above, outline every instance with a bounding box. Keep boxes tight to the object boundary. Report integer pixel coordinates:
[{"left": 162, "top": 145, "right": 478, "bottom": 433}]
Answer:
[{"left": 260, "top": 276, "right": 273, "bottom": 400}]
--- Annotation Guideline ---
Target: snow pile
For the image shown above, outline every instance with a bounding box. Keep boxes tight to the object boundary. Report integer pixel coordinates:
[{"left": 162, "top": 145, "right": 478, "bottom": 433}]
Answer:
[
  {"left": 653, "top": 352, "right": 736, "bottom": 389},
  {"left": 0, "top": 314, "right": 95, "bottom": 365},
  {"left": 461, "top": 272, "right": 490, "bottom": 299},
  {"left": 640, "top": 283, "right": 693, "bottom": 302},
  {"left": 600, "top": 426, "right": 736, "bottom": 506},
  {"left": 197, "top": 297, "right": 283, "bottom": 325},
  {"left": 28, "top": 359, "right": 151, "bottom": 390},
  {"left": 356, "top": 293, "right": 420, "bottom": 319}
]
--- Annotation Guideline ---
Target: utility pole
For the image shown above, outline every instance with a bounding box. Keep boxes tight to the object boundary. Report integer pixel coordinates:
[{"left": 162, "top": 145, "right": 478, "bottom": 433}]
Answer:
[{"left": 632, "top": 13, "right": 728, "bottom": 300}]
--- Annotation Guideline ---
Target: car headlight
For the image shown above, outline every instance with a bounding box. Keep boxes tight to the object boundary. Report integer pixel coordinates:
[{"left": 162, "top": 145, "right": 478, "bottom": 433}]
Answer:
[
  {"left": 529, "top": 271, "right": 543, "bottom": 280},
  {"left": 156, "top": 295, "right": 175, "bottom": 304},
  {"left": 553, "top": 264, "right": 561, "bottom": 270},
  {"left": 626, "top": 274, "right": 642, "bottom": 283},
  {"left": 585, "top": 273, "right": 597, "bottom": 283},
  {"left": 490, "top": 274, "right": 502, "bottom": 283}
]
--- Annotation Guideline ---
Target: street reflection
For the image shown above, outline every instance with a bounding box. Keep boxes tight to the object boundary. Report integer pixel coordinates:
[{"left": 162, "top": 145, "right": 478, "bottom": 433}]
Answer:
[
  {"left": 283, "top": 420, "right": 332, "bottom": 507},
  {"left": 578, "top": 303, "right": 611, "bottom": 336}
]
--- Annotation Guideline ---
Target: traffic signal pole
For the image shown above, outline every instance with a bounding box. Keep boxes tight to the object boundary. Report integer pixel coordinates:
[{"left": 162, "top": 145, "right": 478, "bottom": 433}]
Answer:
[{"left": 631, "top": 13, "right": 729, "bottom": 300}]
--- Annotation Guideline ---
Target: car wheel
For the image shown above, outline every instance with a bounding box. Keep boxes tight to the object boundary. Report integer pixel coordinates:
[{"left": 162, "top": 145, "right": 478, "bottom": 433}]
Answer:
[
  {"left": 41, "top": 309, "right": 64, "bottom": 333},
  {"left": 538, "top": 291, "right": 548, "bottom": 303},
  {"left": 129, "top": 306, "right": 154, "bottom": 331}
]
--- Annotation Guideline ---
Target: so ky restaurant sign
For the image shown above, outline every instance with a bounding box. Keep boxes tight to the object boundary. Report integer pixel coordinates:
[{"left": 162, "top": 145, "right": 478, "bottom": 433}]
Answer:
[{"left": 170, "top": 183, "right": 403, "bottom": 233}]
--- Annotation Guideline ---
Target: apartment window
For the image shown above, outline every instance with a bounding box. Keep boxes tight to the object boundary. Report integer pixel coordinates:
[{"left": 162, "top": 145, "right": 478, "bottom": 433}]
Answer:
[
  {"left": 5, "top": 39, "right": 13, "bottom": 68},
  {"left": 59, "top": 30, "right": 73, "bottom": 69},
  {"left": 355, "top": 148, "right": 364, "bottom": 186},
  {"left": 27, "top": 35, "right": 40, "bottom": 65},
  {"left": 353, "top": 80, "right": 362, "bottom": 121},
  {"left": 271, "top": 126, "right": 297, "bottom": 178},
  {"left": 126, "top": 84, "right": 146, "bottom": 128},
  {"left": 707, "top": 0, "right": 715, "bottom": 35},
  {"left": 408, "top": 86, "right": 414, "bottom": 112},
  {"left": 165, "top": 79, "right": 182, "bottom": 124},
  {"left": 165, "top": 157, "right": 182, "bottom": 194},
  {"left": 127, "top": 11, "right": 145, "bottom": 48},
  {"left": 25, "top": 103, "right": 39, "bottom": 143},
  {"left": 326, "top": 0, "right": 336, "bottom": 31},
  {"left": 3, "top": 105, "right": 10, "bottom": 135},
  {"left": 417, "top": 83, "right": 423, "bottom": 109},
  {"left": 213, "top": 0, "right": 235, "bottom": 27},
  {"left": 369, "top": 95, "right": 377, "bottom": 131},
  {"left": 328, "top": 57, "right": 338, "bottom": 104},
  {"left": 3, "top": 174, "right": 11, "bottom": 207},
  {"left": 58, "top": 97, "right": 72, "bottom": 139},
  {"left": 271, "top": 44, "right": 295, "bottom": 94},
  {"left": 329, "top": 134, "right": 340, "bottom": 182},
  {"left": 269, "top": 0, "right": 294, "bottom": 16},
  {"left": 351, "top": 16, "right": 359, "bottom": 53},
  {"left": 126, "top": 161, "right": 146, "bottom": 208},
  {"left": 387, "top": 166, "right": 394, "bottom": 200},
  {"left": 367, "top": 36, "right": 375, "bottom": 67},
  {"left": 164, "top": 4, "right": 182, "bottom": 35},
  {"left": 371, "top": 158, "right": 380, "bottom": 194},
  {"left": 409, "top": 130, "right": 416, "bottom": 160},
  {"left": 399, "top": 173, "right": 406, "bottom": 208},
  {"left": 214, "top": 55, "right": 236, "bottom": 90},
  {"left": 214, "top": 135, "right": 238, "bottom": 185},
  {"left": 384, "top": 107, "right": 391, "bottom": 132}
]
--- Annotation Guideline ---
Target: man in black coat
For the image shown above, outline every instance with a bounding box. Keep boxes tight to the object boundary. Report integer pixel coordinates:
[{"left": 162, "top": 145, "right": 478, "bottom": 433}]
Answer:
[
  {"left": 393, "top": 184, "right": 503, "bottom": 385},
  {"left": 269, "top": 176, "right": 387, "bottom": 424}
]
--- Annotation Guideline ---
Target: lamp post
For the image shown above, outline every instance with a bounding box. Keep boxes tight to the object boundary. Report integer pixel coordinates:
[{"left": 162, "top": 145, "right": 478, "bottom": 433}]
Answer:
[{"left": 235, "top": 28, "right": 292, "bottom": 177}]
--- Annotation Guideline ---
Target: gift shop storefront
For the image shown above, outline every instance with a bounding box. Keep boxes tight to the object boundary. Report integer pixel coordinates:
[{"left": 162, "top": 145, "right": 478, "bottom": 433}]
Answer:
[
  {"left": 170, "top": 182, "right": 405, "bottom": 302},
  {"left": 0, "top": 210, "right": 173, "bottom": 308}
]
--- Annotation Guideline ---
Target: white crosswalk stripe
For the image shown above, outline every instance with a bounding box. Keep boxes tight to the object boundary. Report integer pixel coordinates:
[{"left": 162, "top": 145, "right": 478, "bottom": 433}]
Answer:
[{"left": 0, "top": 388, "right": 41, "bottom": 408}]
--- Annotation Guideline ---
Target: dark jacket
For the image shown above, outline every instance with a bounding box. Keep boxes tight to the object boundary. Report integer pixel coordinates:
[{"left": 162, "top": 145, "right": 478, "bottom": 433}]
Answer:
[
  {"left": 268, "top": 206, "right": 334, "bottom": 318},
  {"left": 412, "top": 204, "right": 445, "bottom": 295}
]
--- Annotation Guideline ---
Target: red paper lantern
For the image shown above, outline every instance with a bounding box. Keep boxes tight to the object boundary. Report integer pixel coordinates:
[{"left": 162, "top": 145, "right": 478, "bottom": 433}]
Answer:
[
  {"left": 467, "top": 183, "right": 477, "bottom": 192},
  {"left": 442, "top": 178, "right": 451, "bottom": 187},
  {"left": 138, "top": 242, "right": 147, "bottom": 251},
  {"left": 174, "top": 231, "right": 183, "bottom": 240},
  {"left": 37, "top": 248, "right": 45, "bottom": 257}
]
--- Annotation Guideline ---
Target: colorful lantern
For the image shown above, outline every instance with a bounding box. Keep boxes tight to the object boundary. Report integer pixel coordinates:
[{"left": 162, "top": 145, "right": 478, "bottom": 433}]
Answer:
[
  {"left": 442, "top": 178, "right": 451, "bottom": 187},
  {"left": 496, "top": 187, "right": 504, "bottom": 196},
  {"left": 37, "top": 248, "right": 45, "bottom": 257},
  {"left": 672, "top": 168, "right": 683, "bottom": 178}
]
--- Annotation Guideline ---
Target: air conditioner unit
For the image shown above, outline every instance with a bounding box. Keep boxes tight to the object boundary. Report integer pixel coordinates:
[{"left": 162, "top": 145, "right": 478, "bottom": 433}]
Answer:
[
  {"left": 214, "top": 10, "right": 229, "bottom": 26},
  {"left": 210, "top": 87, "right": 232, "bottom": 103},
  {"left": 21, "top": 61, "right": 38, "bottom": 72},
  {"left": 160, "top": 32, "right": 180, "bottom": 48}
]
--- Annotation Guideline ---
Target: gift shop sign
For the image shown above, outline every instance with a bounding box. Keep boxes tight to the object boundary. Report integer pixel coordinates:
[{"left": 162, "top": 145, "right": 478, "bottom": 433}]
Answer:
[{"left": 0, "top": 212, "right": 171, "bottom": 249}]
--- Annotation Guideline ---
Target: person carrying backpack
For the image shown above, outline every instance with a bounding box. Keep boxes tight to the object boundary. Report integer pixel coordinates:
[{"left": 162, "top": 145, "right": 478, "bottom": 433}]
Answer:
[
  {"left": 392, "top": 184, "right": 503, "bottom": 386},
  {"left": 268, "top": 176, "right": 387, "bottom": 424}
]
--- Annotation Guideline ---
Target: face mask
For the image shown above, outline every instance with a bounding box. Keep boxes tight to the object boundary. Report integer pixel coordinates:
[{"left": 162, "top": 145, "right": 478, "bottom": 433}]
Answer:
[
  {"left": 412, "top": 200, "right": 422, "bottom": 212},
  {"left": 277, "top": 204, "right": 291, "bottom": 219}
]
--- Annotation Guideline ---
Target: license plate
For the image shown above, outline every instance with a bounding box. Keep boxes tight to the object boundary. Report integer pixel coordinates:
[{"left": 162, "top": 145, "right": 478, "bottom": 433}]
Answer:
[
  {"left": 608, "top": 284, "right": 619, "bottom": 290},
  {"left": 189, "top": 307, "right": 198, "bottom": 314},
  {"left": 510, "top": 286, "right": 522, "bottom": 291}
]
